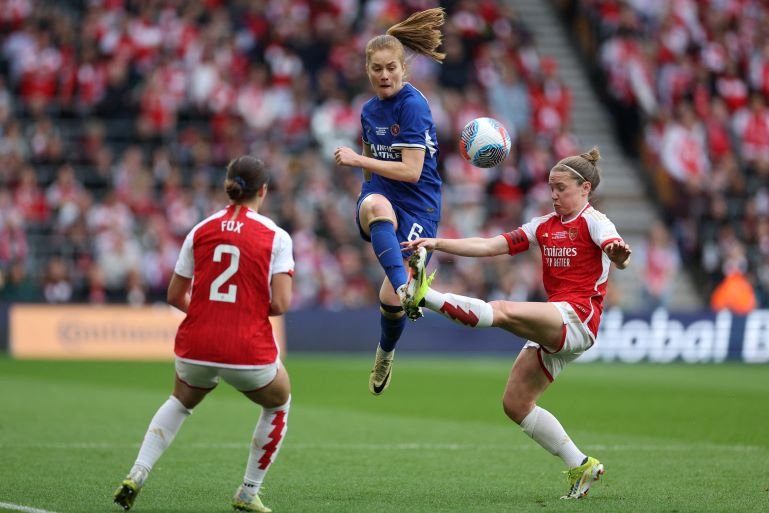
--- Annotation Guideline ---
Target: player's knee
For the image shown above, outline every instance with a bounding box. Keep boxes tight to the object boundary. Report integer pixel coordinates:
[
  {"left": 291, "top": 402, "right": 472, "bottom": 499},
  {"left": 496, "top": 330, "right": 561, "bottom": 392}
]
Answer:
[
  {"left": 259, "top": 387, "right": 290, "bottom": 409},
  {"left": 361, "top": 196, "right": 396, "bottom": 223},
  {"left": 502, "top": 393, "right": 532, "bottom": 425},
  {"left": 268, "top": 391, "right": 291, "bottom": 408},
  {"left": 380, "top": 302, "right": 405, "bottom": 319}
]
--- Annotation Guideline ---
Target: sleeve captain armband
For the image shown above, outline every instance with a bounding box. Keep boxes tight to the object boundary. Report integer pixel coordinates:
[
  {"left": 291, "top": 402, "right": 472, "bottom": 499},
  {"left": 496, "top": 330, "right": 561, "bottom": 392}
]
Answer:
[{"left": 503, "top": 228, "right": 530, "bottom": 256}]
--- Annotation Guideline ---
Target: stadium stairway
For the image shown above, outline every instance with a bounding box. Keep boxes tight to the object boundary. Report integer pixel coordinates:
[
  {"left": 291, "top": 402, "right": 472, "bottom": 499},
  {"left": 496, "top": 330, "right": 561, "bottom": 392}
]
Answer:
[{"left": 509, "top": 0, "right": 703, "bottom": 311}]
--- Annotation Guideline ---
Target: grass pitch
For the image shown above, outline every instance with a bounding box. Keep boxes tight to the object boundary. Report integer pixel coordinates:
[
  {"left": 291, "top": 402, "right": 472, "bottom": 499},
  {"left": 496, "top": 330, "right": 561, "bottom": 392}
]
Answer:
[{"left": 0, "top": 355, "right": 767, "bottom": 513}]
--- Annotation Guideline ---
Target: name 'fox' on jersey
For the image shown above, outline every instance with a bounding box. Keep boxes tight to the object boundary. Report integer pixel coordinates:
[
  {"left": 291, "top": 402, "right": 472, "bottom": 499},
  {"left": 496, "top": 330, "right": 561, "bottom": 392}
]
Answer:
[
  {"left": 510, "top": 204, "right": 623, "bottom": 338},
  {"left": 361, "top": 82, "right": 442, "bottom": 221},
  {"left": 173, "top": 204, "right": 294, "bottom": 367}
]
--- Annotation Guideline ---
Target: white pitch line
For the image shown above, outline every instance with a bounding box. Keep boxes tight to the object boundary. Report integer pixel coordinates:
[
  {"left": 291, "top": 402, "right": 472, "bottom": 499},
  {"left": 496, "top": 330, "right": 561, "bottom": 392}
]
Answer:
[
  {"left": 0, "top": 502, "right": 61, "bottom": 513},
  {"left": 0, "top": 441, "right": 766, "bottom": 452}
]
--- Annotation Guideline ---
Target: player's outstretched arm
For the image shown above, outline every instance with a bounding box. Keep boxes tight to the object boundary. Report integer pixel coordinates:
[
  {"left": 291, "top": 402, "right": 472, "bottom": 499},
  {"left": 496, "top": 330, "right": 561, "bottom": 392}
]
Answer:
[
  {"left": 605, "top": 240, "right": 632, "bottom": 270},
  {"left": 402, "top": 234, "right": 508, "bottom": 258}
]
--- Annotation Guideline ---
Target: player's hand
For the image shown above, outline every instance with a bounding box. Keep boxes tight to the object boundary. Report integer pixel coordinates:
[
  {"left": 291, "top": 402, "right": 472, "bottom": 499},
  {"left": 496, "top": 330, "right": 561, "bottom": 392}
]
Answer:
[
  {"left": 334, "top": 146, "right": 360, "bottom": 167},
  {"left": 401, "top": 238, "right": 437, "bottom": 252},
  {"left": 605, "top": 240, "right": 632, "bottom": 268}
]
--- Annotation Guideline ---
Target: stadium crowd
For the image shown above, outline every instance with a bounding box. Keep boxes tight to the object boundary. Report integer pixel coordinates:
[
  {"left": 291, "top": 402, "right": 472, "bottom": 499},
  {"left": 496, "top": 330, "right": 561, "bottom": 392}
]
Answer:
[
  {"left": 0, "top": 0, "right": 591, "bottom": 309},
  {"left": 565, "top": 0, "right": 769, "bottom": 308},
  {"left": 4, "top": 0, "right": 748, "bottom": 311}
]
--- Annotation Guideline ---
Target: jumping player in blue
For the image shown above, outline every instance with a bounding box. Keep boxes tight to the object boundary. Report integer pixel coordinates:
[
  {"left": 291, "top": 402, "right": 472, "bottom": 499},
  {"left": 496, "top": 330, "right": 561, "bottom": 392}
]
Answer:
[{"left": 334, "top": 7, "right": 446, "bottom": 395}]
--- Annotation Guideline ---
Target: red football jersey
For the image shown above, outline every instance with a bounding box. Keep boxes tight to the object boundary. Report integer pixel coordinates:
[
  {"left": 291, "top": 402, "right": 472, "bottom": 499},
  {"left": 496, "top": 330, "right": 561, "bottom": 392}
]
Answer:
[
  {"left": 512, "top": 203, "right": 622, "bottom": 337},
  {"left": 173, "top": 204, "right": 294, "bottom": 367}
]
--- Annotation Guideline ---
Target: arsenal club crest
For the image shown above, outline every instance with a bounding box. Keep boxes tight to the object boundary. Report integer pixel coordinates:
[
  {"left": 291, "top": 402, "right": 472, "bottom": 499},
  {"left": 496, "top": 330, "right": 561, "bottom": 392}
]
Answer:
[
  {"left": 568, "top": 228, "right": 578, "bottom": 241},
  {"left": 390, "top": 124, "right": 400, "bottom": 136}
]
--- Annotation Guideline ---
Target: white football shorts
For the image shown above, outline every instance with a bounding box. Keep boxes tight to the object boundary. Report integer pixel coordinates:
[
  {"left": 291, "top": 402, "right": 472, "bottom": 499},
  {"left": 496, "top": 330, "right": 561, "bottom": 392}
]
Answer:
[
  {"left": 523, "top": 301, "right": 594, "bottom": 381},
  {"left": 175, "top": 359, "right": 280, "bottom": 392}
]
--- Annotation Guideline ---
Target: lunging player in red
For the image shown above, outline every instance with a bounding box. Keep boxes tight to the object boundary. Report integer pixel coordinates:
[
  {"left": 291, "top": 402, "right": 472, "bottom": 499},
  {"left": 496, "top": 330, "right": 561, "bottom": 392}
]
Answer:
[
  {"left": 401, "top": 147, "right": 631, "bottom": 500},
  {"left": 114, "top": 156, "right": 294, "bottom": 513}
]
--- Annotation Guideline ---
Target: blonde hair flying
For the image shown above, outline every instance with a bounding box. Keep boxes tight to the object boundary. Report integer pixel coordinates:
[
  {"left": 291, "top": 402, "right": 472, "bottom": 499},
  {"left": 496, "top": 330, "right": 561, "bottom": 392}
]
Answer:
[{"left": 366, "top": 7, "right": 446, "bottom": 66}]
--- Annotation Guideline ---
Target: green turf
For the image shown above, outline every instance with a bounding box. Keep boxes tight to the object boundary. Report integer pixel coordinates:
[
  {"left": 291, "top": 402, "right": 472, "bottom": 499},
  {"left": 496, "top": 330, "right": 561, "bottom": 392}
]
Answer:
[{"left": 0, "top": 355, "right": 767, "bottom": 513}]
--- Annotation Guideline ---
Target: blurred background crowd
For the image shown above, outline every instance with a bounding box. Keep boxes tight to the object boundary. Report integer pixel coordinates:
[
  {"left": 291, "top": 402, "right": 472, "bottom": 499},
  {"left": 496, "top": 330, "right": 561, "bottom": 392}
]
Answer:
[
  {"left": 565, "top": 0, "right": 768, "bottom": 310},
  {"left": 0, "top": 0, "right": 765, "bottom": 311}
]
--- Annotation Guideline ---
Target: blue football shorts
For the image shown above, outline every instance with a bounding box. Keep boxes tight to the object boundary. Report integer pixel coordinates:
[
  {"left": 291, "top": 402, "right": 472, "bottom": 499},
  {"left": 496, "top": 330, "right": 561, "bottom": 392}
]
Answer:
[{"left": 355, "top": 193, "right": 438, "bottom": 257}]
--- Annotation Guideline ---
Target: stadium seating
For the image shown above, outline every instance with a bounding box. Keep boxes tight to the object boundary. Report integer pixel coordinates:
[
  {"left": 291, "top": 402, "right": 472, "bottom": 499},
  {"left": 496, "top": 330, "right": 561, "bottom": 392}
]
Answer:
[
  {"left": 559, "top": 0, "right": 769, "bottom": 307},
  {"left": 0, "top": 0, "right": 705, "bottom": 310}
]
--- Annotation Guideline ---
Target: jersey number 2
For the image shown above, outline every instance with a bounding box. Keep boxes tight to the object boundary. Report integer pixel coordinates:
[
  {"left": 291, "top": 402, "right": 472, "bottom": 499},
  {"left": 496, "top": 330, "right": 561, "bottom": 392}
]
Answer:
[{"left": 209, "top": 244, "right": 240, "bottom": 303}]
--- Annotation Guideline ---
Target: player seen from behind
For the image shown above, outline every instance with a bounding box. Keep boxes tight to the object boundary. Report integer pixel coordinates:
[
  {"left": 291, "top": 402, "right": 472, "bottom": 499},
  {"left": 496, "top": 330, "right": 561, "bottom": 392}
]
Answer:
[{"left": 113, "top": 156, "right": 294, "bottom": 513}]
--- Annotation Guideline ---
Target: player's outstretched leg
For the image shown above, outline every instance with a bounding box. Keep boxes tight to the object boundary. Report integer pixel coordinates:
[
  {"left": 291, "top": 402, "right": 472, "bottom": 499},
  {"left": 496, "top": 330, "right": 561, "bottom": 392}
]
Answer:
[
  {"left": 113, "top": 466, "right": 148, "bottom": 511},
  {"left": 562, "top": 456, "right": 605, "bottom": 499},
  {"left": 402, "top": 247, "right": 493, "bottom": 328}
]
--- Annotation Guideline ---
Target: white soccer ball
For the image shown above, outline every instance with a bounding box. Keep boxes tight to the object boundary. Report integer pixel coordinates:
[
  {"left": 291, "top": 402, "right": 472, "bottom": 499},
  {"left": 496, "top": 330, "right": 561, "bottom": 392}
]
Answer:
[{"left": 458, "top": 117, "right": 512, "bottom": 168}]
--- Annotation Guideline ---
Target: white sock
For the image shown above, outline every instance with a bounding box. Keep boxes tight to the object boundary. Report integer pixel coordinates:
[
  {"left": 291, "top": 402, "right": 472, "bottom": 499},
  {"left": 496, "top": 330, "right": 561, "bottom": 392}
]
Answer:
[
  {"left": 519, "top": 406, "right": 586, "bottom": 468},
  {"left": 424, "top": 289, "right": 494, "bottom": 328},
  {"left": 134, "top": 395, "right": 192, "bottom": 473},
  {"left": 243, "top": 397, "right": 291, "bottom": 491}
]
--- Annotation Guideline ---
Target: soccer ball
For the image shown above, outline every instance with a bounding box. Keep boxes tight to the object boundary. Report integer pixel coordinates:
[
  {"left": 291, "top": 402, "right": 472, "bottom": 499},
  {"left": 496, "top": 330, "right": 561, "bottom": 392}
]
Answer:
[{"left": 458, "top": 117, "right": 512, "bottom": 168}]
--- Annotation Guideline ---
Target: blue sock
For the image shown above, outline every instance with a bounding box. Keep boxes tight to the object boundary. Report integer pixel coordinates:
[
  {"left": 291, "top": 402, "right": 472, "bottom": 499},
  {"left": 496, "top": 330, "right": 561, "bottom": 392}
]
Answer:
[
  {"left": 369, "top": 220, "right": 407, "bottom": 291},
  {"left": 379, "top": 303, "right": 406, "bottom": 352}
]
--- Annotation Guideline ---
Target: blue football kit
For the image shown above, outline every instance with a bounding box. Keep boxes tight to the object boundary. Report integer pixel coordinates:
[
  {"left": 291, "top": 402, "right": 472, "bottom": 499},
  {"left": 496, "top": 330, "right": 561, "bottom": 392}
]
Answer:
[{"left": 356, "top": 82, "right": 442, "bottom": 245}]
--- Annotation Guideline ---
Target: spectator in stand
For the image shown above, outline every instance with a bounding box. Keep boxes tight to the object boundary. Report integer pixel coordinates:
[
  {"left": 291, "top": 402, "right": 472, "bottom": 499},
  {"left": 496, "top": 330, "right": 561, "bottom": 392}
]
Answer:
[
  {"left": 487, "top": 61, "right": 530, "bottom": 140},
  {"left": 14, "top": 165, "right": 50, "bottom": 224},
  {"left": 703, "top": 97, "right": 735, "bottom": 164},
  {"left": 0, "top": 260, "right": 42, "bottom": 302},
  {"left": 72, "top": 45, "right": 108, "bottom": 115},
  {"left": 41, "top": 256, "right": 73, "bottom": 303},
  {"left": 0, "top": 119, "right": 28, "bottom": 166},
  {"left": 137, "top": 68, "right": 180, "bottom": 140},
  {"left": 754, "top": 216, "right": 769, "bottom": 305},
  {"left": 749, "top": 40, "right": 769, "bottom": 98},
  {"left": 710, "top": 247, "right": 757, "bottom": 315},
  {"left": 96, "top": 228, "right": 142, "bottom": 299},
  {"left": 638, "top": 221, "right": 680, "bottom": 310},
  {"left": 715, "top": 61, "right": 748, "bottom": 114},
  {"left": 529, "top": 57, "right": 572, "bottom": 140},
  {"left": 598, "top": 12, "right": 647, "bottom": 153},
  {"left": 46, "top": 163, "right": 86, "bottom": 231},
  {"left": 0, "top": 77, "right": 13, "bottom": 125},
  {"left": 438, "top": 33, "right": 471, "bottom": 91},
  {"left": 732, "top": 92, "right": 769, "bottom": 170},
  {"left": 661, "top": 102, "right": 710, "bottom": 192},
  {"left": 26, "top": 115, "right": 65, "bottom": 164},
  {"left": 17, "top": 22, "right": 62, "bottom": 115},
  {"left": 0, "top": 188, "right": 28, "bottom": 267}
]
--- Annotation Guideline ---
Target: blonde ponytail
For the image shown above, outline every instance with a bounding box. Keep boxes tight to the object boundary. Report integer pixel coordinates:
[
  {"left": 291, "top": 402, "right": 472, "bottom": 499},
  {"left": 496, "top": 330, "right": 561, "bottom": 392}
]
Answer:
[
  {"left": 366, "top": 7, "right": 446, "bottom": 66},
  {"left": 386, "top": 7, "right": 446, "bottom": 63}
]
